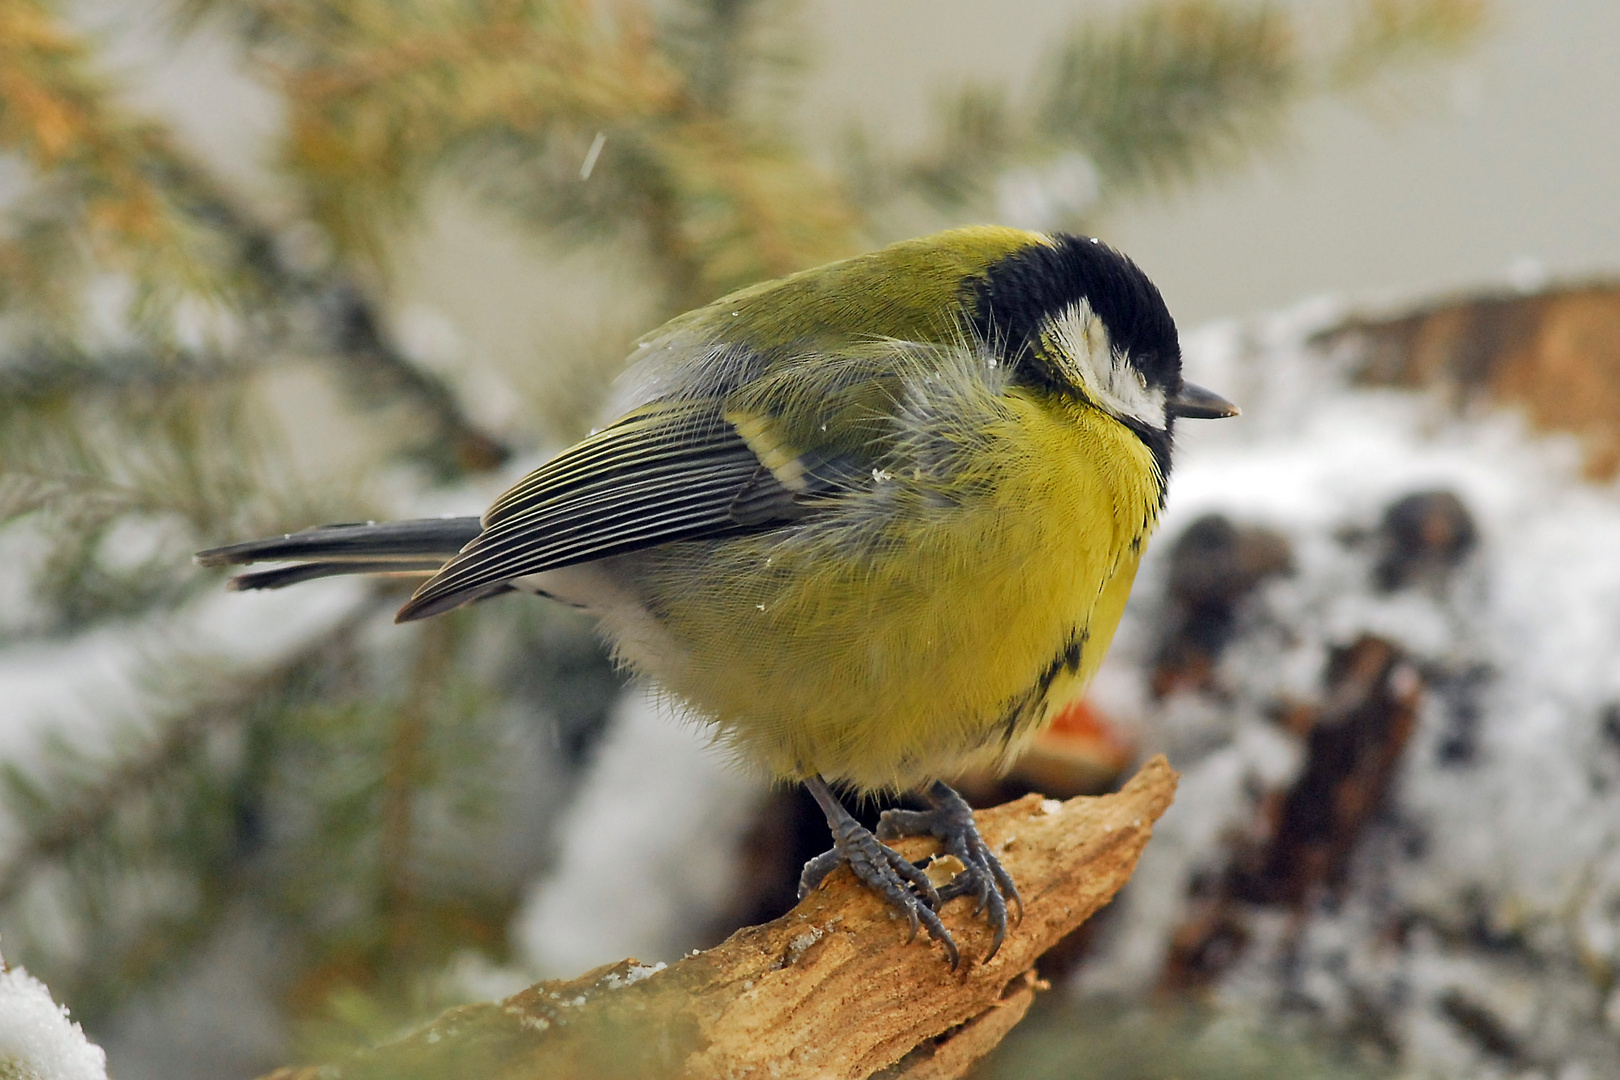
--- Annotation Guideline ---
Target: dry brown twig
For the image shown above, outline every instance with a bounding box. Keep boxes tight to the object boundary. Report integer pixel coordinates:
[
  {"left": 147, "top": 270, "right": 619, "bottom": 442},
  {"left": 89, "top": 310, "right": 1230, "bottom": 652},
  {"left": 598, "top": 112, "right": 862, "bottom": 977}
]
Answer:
[{"left": 260, "top": 756, "right": 1177, "bottom": 1080}]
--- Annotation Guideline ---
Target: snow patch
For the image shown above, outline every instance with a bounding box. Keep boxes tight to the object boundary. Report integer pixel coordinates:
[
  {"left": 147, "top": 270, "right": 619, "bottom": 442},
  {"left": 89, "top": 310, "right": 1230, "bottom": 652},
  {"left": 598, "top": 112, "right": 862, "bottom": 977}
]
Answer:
[
  {"left": 1076, "top": 296, "right": 1620, "bottom": 1077},
  {"left": 513, "top": 687, "right": 769, "bottom": 976},
  {"left": 0, "top": 947, "right": 108, "bottom": 1080}
]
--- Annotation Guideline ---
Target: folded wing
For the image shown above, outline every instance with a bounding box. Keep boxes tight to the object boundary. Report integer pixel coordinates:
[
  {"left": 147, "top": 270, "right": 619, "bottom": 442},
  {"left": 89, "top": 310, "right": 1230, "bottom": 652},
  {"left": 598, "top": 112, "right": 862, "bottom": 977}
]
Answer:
[{"left": 396, "top": 402, "right": 851, "bottom": 622}]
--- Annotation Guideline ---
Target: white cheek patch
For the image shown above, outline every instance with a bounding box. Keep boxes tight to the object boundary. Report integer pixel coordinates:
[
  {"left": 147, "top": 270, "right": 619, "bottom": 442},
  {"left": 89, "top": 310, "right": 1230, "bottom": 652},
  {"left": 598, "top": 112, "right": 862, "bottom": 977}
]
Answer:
[{"left": 1045, "top": 300, "right": 1167, "bottom": 430}]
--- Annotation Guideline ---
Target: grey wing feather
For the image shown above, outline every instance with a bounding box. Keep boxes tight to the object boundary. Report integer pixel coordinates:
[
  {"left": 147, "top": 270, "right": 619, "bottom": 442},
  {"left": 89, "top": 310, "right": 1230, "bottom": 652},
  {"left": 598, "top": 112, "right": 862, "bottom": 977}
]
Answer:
[{"left": 396, "top": 405, "right": 801, "bottom": 622}]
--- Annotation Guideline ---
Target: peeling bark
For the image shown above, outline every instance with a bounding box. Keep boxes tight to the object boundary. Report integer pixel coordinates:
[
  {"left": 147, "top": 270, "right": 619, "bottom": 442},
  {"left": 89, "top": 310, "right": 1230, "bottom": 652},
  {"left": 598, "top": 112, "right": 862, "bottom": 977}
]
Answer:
[{"left": 260, "top": 757, "right": 1179, "bottom": 1080}]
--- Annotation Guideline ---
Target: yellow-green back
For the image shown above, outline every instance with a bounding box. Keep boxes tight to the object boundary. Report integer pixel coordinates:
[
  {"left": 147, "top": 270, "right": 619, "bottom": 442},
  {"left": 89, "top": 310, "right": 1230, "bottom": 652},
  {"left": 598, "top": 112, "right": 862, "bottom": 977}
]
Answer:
[{"left": 651, "top": 225, "right": 1041, "bottom": 352}]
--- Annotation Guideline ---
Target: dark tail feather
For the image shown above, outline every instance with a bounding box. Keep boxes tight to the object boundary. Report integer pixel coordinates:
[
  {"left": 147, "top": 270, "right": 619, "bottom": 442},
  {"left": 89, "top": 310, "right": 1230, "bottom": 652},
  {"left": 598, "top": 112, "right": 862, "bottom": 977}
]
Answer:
[
  {"left": 197, "top": 518, "right": 483, "bottom": 567},
  {"left": 197, "top": 518, "right": 484, "bottom": 592},
  {"left": 227, "top": 559, "right": 449, "bottom": 592}
]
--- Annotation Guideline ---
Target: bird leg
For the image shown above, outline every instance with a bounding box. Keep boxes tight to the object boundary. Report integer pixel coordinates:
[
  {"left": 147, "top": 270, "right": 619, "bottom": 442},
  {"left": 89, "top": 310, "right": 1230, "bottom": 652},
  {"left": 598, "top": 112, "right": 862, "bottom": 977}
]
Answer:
[
  {"left": 798, "top": 776, "right": 959, "bottom": 967},
  {"left": 877, "top": 780, "right": 1022, "bottom": 962}
]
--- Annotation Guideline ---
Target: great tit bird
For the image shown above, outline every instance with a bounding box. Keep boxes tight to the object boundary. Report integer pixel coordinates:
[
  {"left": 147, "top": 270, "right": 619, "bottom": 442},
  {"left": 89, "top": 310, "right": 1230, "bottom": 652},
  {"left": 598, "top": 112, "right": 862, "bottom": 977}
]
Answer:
[{"left": 198, "top": 226, "right": 1237, "bottom": 966}]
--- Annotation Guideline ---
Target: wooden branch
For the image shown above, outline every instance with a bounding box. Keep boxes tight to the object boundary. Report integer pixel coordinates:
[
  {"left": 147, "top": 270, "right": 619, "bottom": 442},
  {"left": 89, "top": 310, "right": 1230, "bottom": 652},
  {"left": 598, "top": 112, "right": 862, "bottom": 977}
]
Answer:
[{"left": 261, "top": 756, "right": 1179, "bottom": 1080}]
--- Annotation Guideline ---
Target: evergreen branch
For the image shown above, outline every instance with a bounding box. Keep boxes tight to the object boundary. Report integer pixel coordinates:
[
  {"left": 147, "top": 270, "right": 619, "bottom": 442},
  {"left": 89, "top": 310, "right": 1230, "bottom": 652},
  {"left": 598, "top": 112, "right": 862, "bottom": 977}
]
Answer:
[
  {"left": 458, "top": 115, "right": 859, "bottom": 306},
  {"left": 0, "top": 0, "right": 246, "bottom": 318},
  {"left": 894, "top": 83, "right": 1022, "bottom": 222},
  {"left": 0, "top": 468, "right": 173, "bottom": 524},
  {"left": 0, "top": 597, "right": 409, "bottom": 1019},
  {"left": 661, "top": 0, "right": 760, "bottom": 114},
  {"left": 1331, "top": 0, "right": 1487, "bottom": 89},
  {"left": 110, "top": 148, "right": 515, "bottom": 475},
  {"left": 0, "top": 358, "right": 338, "bottom": 635},
  {"left": 0, "top": 345, "right": 251, "bottom": 407},
  {"left": 659, "top": 0, "right": 806, "bottom": 120},
  {"left": 0, "top": 3, "right": 512, "bottom": 477},
  {"left": 260, "top": 0, "right": 680, "bottom": 268},
  {"left": 53, "top": 142, "right": 515, "bottom": 477},
  {"left": 315, "top": 284, "right": 512, "bottom": 476},
  {"left": 0, "top": 357, "right": 290, "bottom": 539},
  {"left": 0, "top": 596, "right": 387, "bottom": 911},
  {"left": 635, "top": 120, "right": 858, "bottom": 304},
  {"left": 186, "top": 0, "right": 856, "bottom": 307},
  {"left": 1037, "top": 1, "right": 1297, "bottom": 195},
  {"left": 880, "top": 0, "right": 1487, "bottom": 227}
]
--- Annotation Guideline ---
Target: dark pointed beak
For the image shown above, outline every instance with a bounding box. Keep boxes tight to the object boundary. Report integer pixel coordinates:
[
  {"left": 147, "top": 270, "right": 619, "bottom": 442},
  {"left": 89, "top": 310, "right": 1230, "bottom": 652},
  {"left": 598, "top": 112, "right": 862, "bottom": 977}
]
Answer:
[{"left": 1168, "top": 381, "right": 1240, "bottom": 419}]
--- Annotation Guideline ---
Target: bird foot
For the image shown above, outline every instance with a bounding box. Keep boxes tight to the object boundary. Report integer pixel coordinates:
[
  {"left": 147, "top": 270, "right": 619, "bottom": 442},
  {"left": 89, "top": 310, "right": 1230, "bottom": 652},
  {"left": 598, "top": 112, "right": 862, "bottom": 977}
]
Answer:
[
  {"left": 800, "top": 777, "right": 959, "bottom": 967},
  {"left": 877, "top": 780, "right": 1022, "bottom": 962}
]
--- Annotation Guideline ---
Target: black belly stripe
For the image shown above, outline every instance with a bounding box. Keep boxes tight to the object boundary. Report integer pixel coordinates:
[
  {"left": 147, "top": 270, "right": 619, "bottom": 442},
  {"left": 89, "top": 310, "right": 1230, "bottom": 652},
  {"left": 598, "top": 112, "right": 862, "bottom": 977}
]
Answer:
[{"left": 986, "top": 624, "right": 1091, "bottom": 751}]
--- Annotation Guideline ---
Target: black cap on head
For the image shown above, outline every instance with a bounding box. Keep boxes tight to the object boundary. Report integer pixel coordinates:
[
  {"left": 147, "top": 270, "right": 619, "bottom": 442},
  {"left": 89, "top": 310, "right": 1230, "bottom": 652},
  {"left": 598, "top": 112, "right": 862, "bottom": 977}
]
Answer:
[{"left": 962, "top": 233, "right": 1182, "bottom": 396}]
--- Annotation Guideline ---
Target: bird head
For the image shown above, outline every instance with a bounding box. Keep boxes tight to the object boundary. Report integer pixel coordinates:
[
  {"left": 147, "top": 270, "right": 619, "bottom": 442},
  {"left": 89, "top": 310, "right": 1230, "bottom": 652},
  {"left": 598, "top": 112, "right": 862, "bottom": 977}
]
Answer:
[{"left": 965, "top": 233, "right": 1238, "bottom": 456}]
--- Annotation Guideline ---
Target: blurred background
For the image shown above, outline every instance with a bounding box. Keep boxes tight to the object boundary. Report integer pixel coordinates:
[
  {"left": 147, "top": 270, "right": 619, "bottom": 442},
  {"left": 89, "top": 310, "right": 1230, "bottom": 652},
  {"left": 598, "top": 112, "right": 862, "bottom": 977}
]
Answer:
[{"left": 1, "top": 0, "right": 1617, "bottom": 1077}]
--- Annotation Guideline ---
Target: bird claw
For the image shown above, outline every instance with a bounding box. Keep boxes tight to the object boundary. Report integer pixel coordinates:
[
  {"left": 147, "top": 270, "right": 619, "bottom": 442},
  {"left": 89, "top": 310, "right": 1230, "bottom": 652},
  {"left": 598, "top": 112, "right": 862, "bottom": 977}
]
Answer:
[
  {"left": 877, "top": 780, "right": 1022, "bottom": 962},
  {"left": 802, "top": 778, "right": 959, "bottom": 967}
]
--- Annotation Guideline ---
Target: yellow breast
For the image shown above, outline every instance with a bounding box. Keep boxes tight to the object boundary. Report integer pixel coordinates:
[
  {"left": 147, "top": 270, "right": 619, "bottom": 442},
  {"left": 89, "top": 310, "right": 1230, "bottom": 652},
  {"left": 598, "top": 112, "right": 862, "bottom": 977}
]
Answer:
[{"left": 632, "top": 388, "right": 1163, "bottom": 792}]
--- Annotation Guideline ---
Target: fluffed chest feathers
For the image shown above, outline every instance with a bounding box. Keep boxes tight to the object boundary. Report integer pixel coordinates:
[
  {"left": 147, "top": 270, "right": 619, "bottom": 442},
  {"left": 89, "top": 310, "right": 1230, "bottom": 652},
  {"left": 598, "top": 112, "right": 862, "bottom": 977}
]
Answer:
[{"left": 613, "top": 389, "right": 1164, "bottom": 792}]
